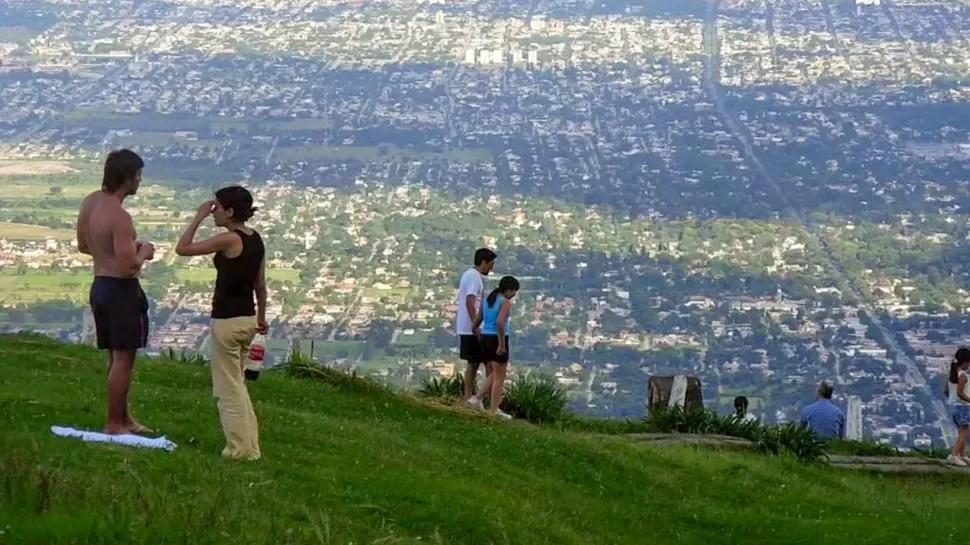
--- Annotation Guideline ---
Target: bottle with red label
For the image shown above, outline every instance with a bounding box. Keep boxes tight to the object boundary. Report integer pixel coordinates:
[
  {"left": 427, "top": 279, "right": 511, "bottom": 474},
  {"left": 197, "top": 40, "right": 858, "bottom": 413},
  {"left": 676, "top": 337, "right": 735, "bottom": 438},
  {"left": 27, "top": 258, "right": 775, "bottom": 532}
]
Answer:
[{"left": 245, "top": 333, "right": 265, "bottom": 381}]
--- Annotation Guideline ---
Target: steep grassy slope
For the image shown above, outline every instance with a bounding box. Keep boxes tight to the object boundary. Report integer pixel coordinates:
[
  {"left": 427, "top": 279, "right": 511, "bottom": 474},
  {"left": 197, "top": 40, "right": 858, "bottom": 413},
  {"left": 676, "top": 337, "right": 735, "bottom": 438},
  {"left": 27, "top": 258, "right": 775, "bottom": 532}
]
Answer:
[{"left": 1, "top": 334, "right": 968, "bottom": 544}]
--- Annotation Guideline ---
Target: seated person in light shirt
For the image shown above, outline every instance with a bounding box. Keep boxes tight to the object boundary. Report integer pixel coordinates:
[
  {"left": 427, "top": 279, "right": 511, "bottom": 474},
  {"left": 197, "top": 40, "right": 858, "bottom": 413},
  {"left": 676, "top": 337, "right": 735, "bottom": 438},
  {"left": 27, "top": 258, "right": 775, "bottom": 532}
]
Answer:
[{"left": 733, "top": 395, "right": 758, "bottom": 423}]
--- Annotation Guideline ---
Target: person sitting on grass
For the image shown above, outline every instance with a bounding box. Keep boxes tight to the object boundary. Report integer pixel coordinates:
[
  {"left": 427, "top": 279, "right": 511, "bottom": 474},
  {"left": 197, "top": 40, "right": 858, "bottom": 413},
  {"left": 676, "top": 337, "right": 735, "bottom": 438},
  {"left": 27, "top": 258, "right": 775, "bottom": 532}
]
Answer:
[
  {"left": 733, "top": 395, "right": 757, "bottom": 423},
  {"left": 471, "top": 276, "right": 520, "bottom": 420},
  {"left": 799, "top": 381, "right": 844, "bottom": 441}
]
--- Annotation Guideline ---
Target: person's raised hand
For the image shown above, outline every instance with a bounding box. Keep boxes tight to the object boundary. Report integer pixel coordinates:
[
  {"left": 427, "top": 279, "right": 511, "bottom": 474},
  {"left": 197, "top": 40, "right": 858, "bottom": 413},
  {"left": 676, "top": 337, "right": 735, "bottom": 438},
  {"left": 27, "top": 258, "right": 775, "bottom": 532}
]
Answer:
[{"left": 195, "top": 200, "right": 215, "bottom": 219}]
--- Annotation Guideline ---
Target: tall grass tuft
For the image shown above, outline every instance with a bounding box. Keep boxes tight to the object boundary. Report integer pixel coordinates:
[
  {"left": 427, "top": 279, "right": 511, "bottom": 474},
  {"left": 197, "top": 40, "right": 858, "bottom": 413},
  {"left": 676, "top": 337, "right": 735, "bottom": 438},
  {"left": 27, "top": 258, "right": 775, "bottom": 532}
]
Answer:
[
  {"left": 418, "top": 374, "right": 465, "bottom": 399},
  {"left": 164, "top": 347, "right": 208, "bottom": 365},
  {"left": 502, "top": 371, "right": 570, "bottom": 425},
  {"left": 279, "top": 345, "right": 389, "bottom": 396}
]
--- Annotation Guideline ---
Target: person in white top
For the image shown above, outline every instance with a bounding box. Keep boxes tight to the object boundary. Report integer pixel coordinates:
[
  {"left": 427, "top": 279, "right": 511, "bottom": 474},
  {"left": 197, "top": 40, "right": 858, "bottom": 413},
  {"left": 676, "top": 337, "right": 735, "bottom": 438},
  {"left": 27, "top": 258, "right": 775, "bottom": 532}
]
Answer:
[
  {"left": 456, "top": 248, "right": 496, "bottom": 406},
  {"left": 945, "top": 347, "right": 970, "bottom": 466},
  {"left": 733, "top": 396, "right": 758, "bottom": 423}
]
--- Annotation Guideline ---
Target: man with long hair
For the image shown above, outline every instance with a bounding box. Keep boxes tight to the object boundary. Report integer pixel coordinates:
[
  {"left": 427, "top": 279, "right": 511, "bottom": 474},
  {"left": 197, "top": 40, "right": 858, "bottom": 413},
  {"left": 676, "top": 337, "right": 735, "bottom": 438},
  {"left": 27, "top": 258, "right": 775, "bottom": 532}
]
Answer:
[{"left": 76, "top": 149, "right": 156, "bottom": 435}]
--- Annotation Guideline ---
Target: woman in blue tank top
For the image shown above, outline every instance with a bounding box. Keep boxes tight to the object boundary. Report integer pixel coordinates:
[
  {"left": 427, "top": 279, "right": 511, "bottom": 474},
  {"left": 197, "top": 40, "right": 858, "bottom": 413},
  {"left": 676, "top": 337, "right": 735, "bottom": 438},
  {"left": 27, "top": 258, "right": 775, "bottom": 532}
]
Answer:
[{"left": 473, "top": 276, "right": 520, "bottom": 419}]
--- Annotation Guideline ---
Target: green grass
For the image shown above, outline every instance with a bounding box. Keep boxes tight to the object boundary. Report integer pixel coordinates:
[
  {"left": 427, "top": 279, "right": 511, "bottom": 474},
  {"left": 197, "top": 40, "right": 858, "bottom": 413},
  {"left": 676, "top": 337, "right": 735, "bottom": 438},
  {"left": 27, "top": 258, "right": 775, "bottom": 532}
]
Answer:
[
  {"left": 0, "top": 222, "right": 74, "bottom": 241},
  {"left": 3, "top": 334, "right": 970, "bottom": 544}
]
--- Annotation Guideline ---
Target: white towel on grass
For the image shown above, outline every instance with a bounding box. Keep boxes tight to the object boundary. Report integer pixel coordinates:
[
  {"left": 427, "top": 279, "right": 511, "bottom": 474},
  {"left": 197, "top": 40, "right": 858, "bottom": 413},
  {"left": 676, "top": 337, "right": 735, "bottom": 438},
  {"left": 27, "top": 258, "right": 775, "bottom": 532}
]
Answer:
[{"left": 51, "top": 426, "right": 177, "bottom": 451}]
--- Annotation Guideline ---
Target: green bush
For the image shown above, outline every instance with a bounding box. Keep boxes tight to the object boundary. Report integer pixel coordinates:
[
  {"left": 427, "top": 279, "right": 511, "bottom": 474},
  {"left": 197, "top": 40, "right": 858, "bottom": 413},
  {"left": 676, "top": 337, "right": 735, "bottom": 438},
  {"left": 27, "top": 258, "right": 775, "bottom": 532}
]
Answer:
[
  {"left": 419, "top": 374, "right": 465, "bottom": 399},
  {"left": 502, "top": 371, "right": 570, "bottom": 424},
  {"left": 645, "top": 406, "right": 825, "bottom": 461}
]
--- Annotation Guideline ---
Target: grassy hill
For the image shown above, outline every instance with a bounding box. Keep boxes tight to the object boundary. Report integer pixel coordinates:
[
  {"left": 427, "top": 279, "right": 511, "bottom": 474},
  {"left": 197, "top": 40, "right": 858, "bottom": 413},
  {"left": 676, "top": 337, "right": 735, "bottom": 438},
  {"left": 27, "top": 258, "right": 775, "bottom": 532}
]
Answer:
[{"left": 1, "top": 334, "right": 969, "bottom": 544}]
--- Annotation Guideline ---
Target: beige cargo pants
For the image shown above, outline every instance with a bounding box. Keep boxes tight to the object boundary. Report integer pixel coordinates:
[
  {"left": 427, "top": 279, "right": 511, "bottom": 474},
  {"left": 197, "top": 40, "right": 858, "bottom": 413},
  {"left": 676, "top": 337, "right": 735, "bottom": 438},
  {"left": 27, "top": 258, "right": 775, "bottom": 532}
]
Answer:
[{"left": 210, "top": 316, "right": 260, "bottom": 460}]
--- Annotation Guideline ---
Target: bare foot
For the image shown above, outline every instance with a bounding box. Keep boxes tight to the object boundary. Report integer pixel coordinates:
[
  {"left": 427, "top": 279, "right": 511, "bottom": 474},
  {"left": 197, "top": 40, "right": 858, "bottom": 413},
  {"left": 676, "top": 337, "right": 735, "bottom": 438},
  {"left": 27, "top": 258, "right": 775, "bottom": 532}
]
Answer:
[
  {"left": 103, "top": 424, "right": 127, "bottom": 435},
  {"left": 123, "top": 423, "right": 154, "bottom": 436},
  {"left": 121, "top": 415, "right": 153, "bottom": 434}
]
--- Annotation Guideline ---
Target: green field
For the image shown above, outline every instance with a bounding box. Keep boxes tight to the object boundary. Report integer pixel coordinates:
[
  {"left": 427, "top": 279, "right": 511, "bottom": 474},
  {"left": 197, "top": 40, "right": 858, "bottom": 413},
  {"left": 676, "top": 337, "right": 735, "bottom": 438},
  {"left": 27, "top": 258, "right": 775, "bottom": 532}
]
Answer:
[
  {"left": 0, "top": 183, "right": 93, "bottom": 200},
  {"left": 0, "top": 26, "right": 41, "bottom": 44},
  {"left": 275, "top": 144, "right": 493, "bottom": 163},
  {"left": 397, "top": 328, "right": 432, "bottom": 346},
  {"left": 0, "top": 222, "right": 74, "bottom": 241},
  {"left": 176, "top": 268, "right": 301, "bottom": 284},
  {"left": 303, "top": 339, "right": 366, "bottom": 361},
  {"left": 123, "top": 131, "right": 224, "bottom": 149},
  {"left": 363, "top": 285, "right": 414, "bottom": 299},
  {"left": 0, "top": 272, "right": 89, "bottom": 304},
  {"left": 2, "top": 334, "right": 970, "bottom": 544}
]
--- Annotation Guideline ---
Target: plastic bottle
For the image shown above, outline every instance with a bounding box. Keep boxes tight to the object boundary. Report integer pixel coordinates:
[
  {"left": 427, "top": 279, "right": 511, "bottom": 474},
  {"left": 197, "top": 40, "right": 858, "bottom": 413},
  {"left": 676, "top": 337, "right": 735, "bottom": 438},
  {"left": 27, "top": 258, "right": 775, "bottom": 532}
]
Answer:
[{"left": 245, "top": 333, "right": 265, "bottom": 381}]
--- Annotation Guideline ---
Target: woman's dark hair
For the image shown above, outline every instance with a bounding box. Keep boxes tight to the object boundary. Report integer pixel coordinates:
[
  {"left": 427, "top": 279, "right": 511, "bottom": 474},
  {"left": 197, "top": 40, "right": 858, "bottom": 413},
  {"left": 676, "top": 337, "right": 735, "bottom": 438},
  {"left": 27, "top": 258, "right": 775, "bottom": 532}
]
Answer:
[
  {"left": 949, "top": 347, "right": 970, "bottom": 384},
  {"left": 486, "top": 276, "right": 519, "bottom": 307},
  {"left": 215, "top": 185, "right": 257, "bottom": 222},
  {"left": 733, "top": 396, "right": 748, "bottom": 415},
  {"left": 102, "top": 149, "right": 143, "bottom": 192}
]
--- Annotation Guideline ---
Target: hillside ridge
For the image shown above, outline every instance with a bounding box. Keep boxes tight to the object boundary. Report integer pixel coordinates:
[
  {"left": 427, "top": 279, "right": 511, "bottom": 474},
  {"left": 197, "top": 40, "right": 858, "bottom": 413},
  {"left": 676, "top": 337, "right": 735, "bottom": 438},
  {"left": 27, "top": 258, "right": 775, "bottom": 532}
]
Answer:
[{"left": 2, "top": 333, "right": 970, "bottom": 544}]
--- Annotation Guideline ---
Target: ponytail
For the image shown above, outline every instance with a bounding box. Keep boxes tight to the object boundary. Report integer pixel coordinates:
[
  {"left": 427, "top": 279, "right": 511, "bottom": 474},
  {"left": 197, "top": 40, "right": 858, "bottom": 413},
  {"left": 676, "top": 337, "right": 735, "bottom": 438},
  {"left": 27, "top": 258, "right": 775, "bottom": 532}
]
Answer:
[
  {"left": 950, "top": 347, "right": 970, "bottom": 383},
  {"left": 487, "top": 276, "right": 521, "bottom": 307},
  {"left": 486, "top": 286, "right": 502, "bottom": 307}
]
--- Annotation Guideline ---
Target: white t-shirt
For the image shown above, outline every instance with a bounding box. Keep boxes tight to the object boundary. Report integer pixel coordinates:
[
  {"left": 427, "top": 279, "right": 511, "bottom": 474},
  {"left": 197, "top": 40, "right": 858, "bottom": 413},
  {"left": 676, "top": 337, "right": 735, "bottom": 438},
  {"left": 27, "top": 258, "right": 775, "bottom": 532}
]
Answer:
[
  {"left": 949, "top": 370, "right": 970, "bottom": 406},
  {"left": 455, "top": 268, "right": 484, "bottom": 335}
]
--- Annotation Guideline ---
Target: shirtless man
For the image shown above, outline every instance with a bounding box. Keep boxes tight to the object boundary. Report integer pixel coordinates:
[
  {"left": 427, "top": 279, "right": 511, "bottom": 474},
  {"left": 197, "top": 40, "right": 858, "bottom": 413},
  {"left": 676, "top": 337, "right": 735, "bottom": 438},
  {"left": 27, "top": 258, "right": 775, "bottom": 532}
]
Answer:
[{"left": 76, "top": 149, "right": 156, "bottom": 435}]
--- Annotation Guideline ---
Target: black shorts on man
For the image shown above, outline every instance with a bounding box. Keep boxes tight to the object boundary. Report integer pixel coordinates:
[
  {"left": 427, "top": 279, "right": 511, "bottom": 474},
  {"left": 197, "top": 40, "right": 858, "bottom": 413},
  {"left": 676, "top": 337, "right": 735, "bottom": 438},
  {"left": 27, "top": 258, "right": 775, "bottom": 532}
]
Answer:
[
  {"left": 89, "top": 276, "right": 149, "bottom": 351},
  {"left": 459, "top": 334, "right": 484, "bottom": 363},
  {"left": 480, "top": 335, "right": 510, "bottom": 364}
]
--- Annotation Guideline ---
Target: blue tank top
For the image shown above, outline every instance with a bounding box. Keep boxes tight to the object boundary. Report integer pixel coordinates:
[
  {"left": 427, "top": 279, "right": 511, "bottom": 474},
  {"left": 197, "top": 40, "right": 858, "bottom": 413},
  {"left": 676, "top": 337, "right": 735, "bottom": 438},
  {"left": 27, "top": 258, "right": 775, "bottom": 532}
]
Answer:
[{"left": 481, "top": 295, "right": 510, "bottom": 336}]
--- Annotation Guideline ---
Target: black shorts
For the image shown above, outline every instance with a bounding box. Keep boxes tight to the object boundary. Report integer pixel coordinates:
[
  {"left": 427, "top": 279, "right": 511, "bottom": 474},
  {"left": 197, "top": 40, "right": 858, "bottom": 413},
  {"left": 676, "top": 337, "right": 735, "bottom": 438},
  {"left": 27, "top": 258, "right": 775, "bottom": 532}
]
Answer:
[
  {"left": 89, "top": 276, "right": 149, "bottom": 351},
  {"left": 459, "top": 334, "right": 484, "bottom": 363},
  {"left": 480, "top": 335, "right": 510, "bottom": 364}
]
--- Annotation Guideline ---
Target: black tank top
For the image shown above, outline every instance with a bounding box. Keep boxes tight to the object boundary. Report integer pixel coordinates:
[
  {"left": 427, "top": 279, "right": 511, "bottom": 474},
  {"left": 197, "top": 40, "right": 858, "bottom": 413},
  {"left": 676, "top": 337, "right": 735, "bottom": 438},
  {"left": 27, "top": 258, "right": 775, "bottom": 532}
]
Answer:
[{"left": 211, "top": 229, "right": 265, "bottom": 319}]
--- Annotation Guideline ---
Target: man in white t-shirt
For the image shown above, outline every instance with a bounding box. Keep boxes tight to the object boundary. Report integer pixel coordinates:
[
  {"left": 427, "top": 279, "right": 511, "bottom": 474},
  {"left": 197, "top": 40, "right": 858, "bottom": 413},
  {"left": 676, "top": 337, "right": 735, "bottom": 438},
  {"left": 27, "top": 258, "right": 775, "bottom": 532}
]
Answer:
[{"left": 456, "top": 248, "right": 496, "bottom": 406}]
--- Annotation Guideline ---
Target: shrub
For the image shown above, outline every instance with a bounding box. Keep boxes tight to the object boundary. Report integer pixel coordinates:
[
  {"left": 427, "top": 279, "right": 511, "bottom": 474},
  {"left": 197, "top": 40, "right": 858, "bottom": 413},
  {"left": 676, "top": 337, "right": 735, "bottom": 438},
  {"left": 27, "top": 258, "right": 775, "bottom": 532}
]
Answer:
[
  {"left": 502, "top": 371, "right": 570, "bottom": 424},
  {"left": 645, "top": 406, "right": 825, "bottom": 461},
  {"left": 419, "top": 374, "right": 464, "bottom": 399}
]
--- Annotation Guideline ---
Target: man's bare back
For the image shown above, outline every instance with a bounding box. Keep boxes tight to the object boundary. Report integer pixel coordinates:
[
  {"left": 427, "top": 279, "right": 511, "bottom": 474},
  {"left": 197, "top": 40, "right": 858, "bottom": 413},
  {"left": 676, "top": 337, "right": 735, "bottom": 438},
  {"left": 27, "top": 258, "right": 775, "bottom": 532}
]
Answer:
[{"left": 77, "top": 191, "right": 152, "bottom": 278}]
